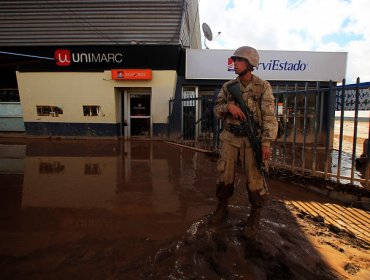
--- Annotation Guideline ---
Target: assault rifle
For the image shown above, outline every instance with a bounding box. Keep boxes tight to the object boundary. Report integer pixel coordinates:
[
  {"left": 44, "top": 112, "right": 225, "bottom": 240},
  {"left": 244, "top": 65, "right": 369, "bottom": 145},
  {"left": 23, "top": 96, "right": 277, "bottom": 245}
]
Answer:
[{"left": 226, "top": 81, "right": 265, "bottom": 175}]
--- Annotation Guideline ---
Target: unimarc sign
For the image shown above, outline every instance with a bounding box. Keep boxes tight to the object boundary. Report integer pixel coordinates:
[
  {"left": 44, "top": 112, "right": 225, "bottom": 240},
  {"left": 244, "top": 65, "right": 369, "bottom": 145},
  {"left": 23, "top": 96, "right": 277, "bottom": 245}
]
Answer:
[{"left": 55, "top": 49, "right": 123, "bottom": 66}]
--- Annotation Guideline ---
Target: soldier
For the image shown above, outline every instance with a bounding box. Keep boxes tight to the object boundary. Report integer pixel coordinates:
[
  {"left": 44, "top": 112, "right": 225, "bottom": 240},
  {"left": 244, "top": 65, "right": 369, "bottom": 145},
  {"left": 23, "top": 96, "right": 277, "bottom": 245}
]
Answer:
[{"left": 212, "top": 46, "right": 278, "bottom": 238}]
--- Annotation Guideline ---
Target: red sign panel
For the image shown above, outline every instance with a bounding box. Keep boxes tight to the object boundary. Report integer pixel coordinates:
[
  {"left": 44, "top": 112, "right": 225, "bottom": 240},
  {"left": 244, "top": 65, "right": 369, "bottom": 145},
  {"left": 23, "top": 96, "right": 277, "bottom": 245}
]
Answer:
[
  {"left": 55, "top": 49, "right": 71, "bottom": 66},
  {"left": 112, "top": 69, "right": 152, "bottom": 80}
]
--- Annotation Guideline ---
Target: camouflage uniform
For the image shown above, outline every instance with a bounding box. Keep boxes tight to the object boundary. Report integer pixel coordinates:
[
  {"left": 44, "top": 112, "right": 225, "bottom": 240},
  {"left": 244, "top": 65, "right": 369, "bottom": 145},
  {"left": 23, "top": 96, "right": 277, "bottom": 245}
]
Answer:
[{"left": 214, "top": 74, "right": 278, "bottom": 195}]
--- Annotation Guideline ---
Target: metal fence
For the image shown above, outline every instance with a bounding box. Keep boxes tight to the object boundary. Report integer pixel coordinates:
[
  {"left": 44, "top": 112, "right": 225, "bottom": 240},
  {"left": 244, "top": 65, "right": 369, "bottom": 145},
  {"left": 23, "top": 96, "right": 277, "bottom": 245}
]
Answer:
[
  {"left": 168, "top": 78, "right": 369, "bottom": 189},
  {"left": 168, "top": 94, "right": 218, "bottom": 151}
]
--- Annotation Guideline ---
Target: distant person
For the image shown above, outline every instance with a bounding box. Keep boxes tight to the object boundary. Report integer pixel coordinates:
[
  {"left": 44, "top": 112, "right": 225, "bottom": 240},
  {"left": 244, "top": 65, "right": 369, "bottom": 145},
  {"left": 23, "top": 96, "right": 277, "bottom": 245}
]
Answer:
[{"left": 212, "top": 46, "right": 278, "bottom": 239}]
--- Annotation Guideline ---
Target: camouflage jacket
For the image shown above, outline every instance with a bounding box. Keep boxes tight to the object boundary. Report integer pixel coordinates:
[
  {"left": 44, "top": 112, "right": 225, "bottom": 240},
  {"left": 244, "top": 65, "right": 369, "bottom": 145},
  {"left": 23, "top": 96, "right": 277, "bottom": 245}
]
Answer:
[{"left": 214, "top": 75, "right": 278, "bottom": 148}]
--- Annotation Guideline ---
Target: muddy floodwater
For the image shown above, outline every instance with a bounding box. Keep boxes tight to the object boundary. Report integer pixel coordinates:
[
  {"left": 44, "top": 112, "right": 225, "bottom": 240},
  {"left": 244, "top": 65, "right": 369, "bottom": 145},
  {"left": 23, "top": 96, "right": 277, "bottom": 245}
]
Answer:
[{"left": 0, "top": 138, "right": 369, "bottom": 279}]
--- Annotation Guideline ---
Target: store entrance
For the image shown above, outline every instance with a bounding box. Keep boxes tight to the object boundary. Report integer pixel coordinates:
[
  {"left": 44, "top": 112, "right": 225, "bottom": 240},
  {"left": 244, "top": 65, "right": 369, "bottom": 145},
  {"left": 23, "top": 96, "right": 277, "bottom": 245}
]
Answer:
[{"left": 130, "top": 94, "right": 151, "bottom": 137}]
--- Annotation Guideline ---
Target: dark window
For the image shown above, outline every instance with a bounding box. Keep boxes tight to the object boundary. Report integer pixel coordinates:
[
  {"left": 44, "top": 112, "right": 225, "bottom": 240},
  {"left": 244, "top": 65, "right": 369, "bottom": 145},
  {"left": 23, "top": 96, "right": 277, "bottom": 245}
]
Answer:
[
  {"left": 36, "top": 105, "right": 63, "bottom": 117},
  {"left": 85, "top": 163, "right": 101, "bottom": 175},
  {"left": 39, "top": 162, "right": 65, "bottom": 174},
  {"left": 83, "top": 105, "right": 100, "bottom": 116},
  {"left": 0, "top": 89, "right": 20, "bottom": 102}
]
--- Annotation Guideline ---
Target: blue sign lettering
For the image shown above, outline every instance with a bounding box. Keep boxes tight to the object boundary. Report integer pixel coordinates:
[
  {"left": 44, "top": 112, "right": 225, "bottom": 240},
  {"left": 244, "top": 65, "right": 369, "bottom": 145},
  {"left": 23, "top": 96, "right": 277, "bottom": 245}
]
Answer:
[{"left": 259, "top": 59, "right": 308, "bottom": 71}]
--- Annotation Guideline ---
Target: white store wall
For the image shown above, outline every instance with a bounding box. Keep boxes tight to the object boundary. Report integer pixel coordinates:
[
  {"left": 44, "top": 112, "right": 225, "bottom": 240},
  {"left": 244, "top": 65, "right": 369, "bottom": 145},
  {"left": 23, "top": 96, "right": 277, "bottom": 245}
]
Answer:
[{"left": 16, "top": 70, "right": 177, "bottom": 125}]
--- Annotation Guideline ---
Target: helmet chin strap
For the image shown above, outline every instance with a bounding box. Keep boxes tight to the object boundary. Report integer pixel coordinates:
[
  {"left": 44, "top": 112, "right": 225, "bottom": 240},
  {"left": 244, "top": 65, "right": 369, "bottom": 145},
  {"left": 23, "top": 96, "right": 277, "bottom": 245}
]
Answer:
[
  {"left": 238, "top": 68, "right": 249, "bottom": 77},
  {"left": 237, "top": 59, "right": 253, "bottom": 77}
]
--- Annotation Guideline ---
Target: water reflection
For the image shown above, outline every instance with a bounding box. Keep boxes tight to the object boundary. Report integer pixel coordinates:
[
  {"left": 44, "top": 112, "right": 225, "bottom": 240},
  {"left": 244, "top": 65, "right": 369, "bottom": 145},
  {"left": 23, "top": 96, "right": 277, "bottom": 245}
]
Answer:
[
  {"left": 0, "top": 141, "right": 360, "bottom": 279},
  {"left": 23, "top": 155, "right": 117, "bottom": 209},
  {"left": 0, "top": 140, "right": 216, "bottom": 238}
]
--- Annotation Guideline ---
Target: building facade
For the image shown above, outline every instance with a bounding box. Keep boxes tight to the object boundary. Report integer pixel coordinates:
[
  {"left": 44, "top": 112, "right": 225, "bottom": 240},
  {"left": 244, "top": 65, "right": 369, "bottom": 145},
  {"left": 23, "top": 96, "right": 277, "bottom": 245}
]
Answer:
[
  {"left": 0, "top": 1, "right": 349, "bottom": 141},
  {"left": 0, "top": 0, "right": 201, "bottom": 138}
]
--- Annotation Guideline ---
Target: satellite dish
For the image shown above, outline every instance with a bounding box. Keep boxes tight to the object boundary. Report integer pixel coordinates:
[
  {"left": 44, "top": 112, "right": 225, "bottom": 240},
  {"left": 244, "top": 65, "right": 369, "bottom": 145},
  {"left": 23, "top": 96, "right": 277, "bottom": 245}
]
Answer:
[
  {"left": 201, "top": 23, "right": 221, "bottom": 49},
  {"left": 202, "top": 23, "right": 213, "bottom": 41}
]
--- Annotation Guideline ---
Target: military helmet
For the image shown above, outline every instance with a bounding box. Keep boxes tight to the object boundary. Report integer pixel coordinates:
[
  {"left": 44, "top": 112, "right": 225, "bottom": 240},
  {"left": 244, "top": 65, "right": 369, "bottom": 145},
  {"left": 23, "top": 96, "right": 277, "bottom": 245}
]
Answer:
[{"left": 231, "top": 46, "right": 259, "bottom": 68}]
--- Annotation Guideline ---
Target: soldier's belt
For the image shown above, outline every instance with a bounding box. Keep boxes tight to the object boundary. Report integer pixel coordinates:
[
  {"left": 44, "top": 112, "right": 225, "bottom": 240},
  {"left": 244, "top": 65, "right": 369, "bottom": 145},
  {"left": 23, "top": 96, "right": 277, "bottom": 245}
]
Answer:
[{"left": 227, "top": 123, "right": 249, "bottom": 137}]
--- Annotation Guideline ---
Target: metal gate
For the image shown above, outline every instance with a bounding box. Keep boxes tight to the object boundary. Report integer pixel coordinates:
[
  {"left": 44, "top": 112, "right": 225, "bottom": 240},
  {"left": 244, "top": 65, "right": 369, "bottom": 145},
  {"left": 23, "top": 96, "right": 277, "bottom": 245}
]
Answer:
[{"left": 168, "top": 79, "right": 370, "bottom": 189}]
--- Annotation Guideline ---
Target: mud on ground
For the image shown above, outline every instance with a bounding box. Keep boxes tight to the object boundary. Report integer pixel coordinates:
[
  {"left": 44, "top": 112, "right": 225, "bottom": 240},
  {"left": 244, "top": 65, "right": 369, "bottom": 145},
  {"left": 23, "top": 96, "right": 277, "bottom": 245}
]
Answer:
[
  {"left": 0, "top": 139, "right": 369, "bottom": 279},
  {"left": 138, "top": 195, "right": 370, "bottom": 279}
]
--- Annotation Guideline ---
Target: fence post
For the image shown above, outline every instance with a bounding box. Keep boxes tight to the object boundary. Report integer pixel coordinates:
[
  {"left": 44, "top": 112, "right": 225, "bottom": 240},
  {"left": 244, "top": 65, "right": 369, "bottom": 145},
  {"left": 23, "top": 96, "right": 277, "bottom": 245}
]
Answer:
[
  {"left": 337, "top": 79, "right": 346, "bottom": 182},
  {"left": 312, "top": 81, "right": 320, "bottom": 176},
  {"left": 301, "top": 82, "right": 308, "bottom": 175},
  {"left": 350, "top": 77, "right": 361, "bottom": 184}
]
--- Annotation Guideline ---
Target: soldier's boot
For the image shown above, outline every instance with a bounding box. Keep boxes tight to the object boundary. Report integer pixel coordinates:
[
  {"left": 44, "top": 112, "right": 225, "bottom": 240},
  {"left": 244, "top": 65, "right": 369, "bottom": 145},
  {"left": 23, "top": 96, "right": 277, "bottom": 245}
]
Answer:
[
  {"left": 243, "top": 189, "right": 264, "bottom": 240},
  {"left": 210, "top": 183, "right": 234, "bottom": 224}
]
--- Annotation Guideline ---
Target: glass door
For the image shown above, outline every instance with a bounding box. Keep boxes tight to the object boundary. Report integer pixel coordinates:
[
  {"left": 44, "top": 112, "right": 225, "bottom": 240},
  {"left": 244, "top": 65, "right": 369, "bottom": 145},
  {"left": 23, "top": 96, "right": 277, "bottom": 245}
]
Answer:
[{"left": 130, "top": 94, "right": 151, "bottom": 137}]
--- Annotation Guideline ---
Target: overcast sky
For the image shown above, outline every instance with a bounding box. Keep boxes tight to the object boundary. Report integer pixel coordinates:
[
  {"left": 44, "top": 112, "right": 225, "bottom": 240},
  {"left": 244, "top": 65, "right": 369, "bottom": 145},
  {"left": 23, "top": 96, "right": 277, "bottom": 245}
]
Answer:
[{"left": 199, "top": 0, "right": 370, "bottom": 83}]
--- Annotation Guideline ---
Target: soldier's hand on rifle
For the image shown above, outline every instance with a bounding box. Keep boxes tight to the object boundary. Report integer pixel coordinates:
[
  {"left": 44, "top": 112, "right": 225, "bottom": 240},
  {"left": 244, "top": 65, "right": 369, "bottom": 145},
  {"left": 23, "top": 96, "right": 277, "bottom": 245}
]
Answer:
[
  {"left": 262, "top": 146, "right": 272, "bottom": 162},
  {"left": 227, "top": 104, "right": 246, "bottom": 121}
]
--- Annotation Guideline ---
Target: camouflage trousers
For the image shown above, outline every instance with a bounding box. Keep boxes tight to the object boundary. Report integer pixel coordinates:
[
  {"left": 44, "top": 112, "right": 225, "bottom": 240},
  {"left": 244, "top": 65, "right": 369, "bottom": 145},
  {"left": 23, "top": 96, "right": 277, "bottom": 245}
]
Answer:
[{"left": 217, "top": 137, "right": 267, "bottom": 196}]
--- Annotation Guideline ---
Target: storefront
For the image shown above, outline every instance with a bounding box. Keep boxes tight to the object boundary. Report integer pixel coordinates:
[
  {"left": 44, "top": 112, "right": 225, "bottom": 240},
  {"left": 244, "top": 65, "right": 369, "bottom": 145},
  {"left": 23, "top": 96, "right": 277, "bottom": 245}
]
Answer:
[
  {"left": 2, "top": 46, "right": 349, "bottom": 140},
  {"left": 3, "top": 45, "right": 184, "bottom": 138}
]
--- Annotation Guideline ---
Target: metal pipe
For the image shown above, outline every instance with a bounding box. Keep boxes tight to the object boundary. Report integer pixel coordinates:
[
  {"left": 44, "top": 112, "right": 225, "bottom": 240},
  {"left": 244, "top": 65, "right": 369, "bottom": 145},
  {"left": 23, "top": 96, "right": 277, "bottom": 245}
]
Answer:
[
  {"left": 283, "top": 84, "right": 288, "bottom": 165},
  {"left": 337, "top": 79, "right": 346, "bottom": 182},
  {"left": 366, "top": 111, "right": 370, "bottom": 188},
  {"left": 324, "top": 82, "right": 332, "bottom": 180},
  {"left": 312, "top": 81, "right": 320, "bottom": 176},
  {"left": 302, "top": 82, "right": 308, "bottom": 175},
  {"left": 351, "top": 77, "right": 360, "bottom": 184},
  {"left": 292, "top": 83, "right": 298, "bottom": 172}
]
